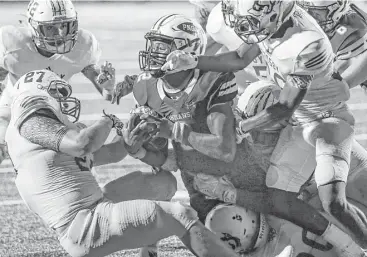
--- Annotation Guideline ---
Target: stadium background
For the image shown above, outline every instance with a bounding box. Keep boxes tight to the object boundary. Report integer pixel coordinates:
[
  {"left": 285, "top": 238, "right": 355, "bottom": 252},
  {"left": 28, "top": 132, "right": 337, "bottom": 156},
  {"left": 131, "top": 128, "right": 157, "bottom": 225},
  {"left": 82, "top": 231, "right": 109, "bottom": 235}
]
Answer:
[{"left": 1, "top": 1, "right": 367, "bottom": 256}]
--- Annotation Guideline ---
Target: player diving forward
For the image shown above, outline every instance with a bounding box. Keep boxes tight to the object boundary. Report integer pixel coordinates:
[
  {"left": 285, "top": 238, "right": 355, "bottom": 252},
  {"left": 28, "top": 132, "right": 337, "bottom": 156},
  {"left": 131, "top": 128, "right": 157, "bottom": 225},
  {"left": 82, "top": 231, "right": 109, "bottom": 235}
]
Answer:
[
  {"left": 0, "top": 0, "right": 129, "bottom": 163},
  {"left": 6, "top": 69, "right": 242, "bottom": 257},
  {"left": 124, "top": 12, "right": 363, "bottom": 257},
  {"left": 162, "top": 0, "right": 367, "bottom": 254}
]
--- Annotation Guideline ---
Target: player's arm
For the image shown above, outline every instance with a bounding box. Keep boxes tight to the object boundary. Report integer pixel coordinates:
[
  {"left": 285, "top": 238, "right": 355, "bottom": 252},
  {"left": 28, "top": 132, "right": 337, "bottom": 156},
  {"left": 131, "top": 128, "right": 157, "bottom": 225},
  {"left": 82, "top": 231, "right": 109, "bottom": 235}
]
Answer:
[
  {"left": 18, "top": 108, "right": 114, "bottom": 157},
  {"left": 162, "top": 43, "right": 261, "bottom": 72},
  {"left": 339, "top": 35, "right": 367, "bottom": 88},
  {"left": 93, "top": 134, "right": 129, "bottom": 166},
  {"left": 238, "top": 75, "right": 309, "bottom": 133},
  {"left": 186, "top": 102, "right": 236, "bottom": 163}
]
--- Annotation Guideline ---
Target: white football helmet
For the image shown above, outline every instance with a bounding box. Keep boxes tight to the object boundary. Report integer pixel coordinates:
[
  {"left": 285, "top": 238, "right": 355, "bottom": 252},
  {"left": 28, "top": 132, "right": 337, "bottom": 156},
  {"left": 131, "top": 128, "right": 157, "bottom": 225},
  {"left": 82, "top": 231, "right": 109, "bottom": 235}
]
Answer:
[
  {"left": 297, "top": 0, "right": 349, "bottom": 34},
  {"left": 139, "top": 14, "right": 207, "bottom": 78},
  {"left": 205, "top": 203, "right": 270, "bottom": 255},
  {"left": 26, "top": 0, "right": 78, "bottom": 54},
  {"left": 236, "top": 80, "right": 284, "bottom": 131},
  {"left": 13, "top": 69, "right": 80, "bottom": 123},
  {"left": 233, "top": 0, "right": 296, "bottom": 44}
]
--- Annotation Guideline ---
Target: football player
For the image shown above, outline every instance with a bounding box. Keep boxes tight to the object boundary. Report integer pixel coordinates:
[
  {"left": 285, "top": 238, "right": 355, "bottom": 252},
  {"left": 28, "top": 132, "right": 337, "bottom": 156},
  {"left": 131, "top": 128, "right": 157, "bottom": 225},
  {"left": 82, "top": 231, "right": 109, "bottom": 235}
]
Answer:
[
  {"left": 127, "top": 12, "right": 362, "bottom": 257},
  {"left": 161, "top": 0, "right": 367, "bottom": 253},
  {"left": 6, "top": 69, "right": 241, "bottom": 257},
  {"left": 0, "top": 0, "right": 125, "bottom": 164},
  {"left": 297, "top": 1, "right": 367, "bottom": 90},
  {"left": 191, "top": 82, "right": 367, "bottom": 257}
]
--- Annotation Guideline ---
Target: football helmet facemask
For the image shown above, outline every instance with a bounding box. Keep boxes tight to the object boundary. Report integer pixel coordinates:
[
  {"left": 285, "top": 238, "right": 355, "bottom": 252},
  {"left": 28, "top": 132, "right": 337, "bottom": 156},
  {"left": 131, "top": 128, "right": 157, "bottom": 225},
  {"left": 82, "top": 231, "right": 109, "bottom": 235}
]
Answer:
[
  {"left": 233, "top": 0, "right": 296, "bottom": 44},
  {"left": 222, "top": 0, "right": 237, "bottom": 27},
  {"left": 27, "top": 0, "right": 78, "bottom": 54},
  {"left": 297, "top": 0, "right": 349, "bottom": 34},
  {"left": 205, "top": 203, "right": 270, "bottom": 255},
  {"left": 139, "top": 14, "right": 207, "bottom": 78}
]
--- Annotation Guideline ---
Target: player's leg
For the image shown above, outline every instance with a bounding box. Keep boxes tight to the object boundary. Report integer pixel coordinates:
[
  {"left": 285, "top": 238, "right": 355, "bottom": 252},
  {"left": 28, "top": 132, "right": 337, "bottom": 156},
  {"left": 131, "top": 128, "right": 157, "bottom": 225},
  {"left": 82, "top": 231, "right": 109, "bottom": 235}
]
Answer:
[
  {"left": 305, "top": 113, "right": 367, "bottom": 248},
  {"left": 101, "top": 169, "right": 178, "bottom": 257},
  {"left": 101, "top": 169, "right": 177, "bottom": 202},
  {"left": 58, "top": 199, "right": 240, "bottom": 257}
]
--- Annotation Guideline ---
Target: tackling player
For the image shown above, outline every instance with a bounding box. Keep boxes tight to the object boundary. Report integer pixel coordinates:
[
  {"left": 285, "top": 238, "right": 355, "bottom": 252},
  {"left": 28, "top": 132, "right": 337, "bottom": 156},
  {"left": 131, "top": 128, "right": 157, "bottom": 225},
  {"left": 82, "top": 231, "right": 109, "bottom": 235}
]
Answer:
[
  {"left": 6, "top": 69, "right": 241, "bottom": 257},
  {"left": 189, "top": 81, "right": 367, "bottom": 257},
  {"left": 127, "top": 12, "right": 363, "bottom": 257},
  {"left": 297, "top": 1, "right": 367, "bottom": 90},
  {"left": 160, "top": 0, "right": 367, "bottom": 253},
  {"left": 0, "top": 0, "right": 125, "bottom": 164}
]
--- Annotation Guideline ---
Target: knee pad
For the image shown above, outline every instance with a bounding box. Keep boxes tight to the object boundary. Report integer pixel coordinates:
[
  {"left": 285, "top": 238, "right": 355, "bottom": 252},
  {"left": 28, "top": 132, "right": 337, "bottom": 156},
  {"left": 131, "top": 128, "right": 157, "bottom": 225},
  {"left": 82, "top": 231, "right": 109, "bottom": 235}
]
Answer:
[
  {"left": 315, "top": 155, "right": 349, "bottom": 187},
  {"left": 156, "top": 170, "right": 178, "bottom": 201}
]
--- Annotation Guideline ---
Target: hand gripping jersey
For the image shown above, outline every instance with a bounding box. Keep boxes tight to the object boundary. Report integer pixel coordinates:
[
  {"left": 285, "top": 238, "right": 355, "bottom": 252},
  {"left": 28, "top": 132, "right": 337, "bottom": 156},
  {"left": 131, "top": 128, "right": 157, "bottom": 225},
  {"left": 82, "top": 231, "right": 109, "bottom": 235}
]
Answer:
[
  {"left": 0, "top": 25, "right": 101, "bottom": 89},
  {"left": 245, "top": 6, "right": 350, "bottom": 123},
  {"left": 330, "top": 3, "right": 367, "bottom": 61},
  {"left": 133, "top": 70, "right": 267, "bottom": 195},
  {"left": 5, "top": 79, "right": 102, "bottom": 229}
]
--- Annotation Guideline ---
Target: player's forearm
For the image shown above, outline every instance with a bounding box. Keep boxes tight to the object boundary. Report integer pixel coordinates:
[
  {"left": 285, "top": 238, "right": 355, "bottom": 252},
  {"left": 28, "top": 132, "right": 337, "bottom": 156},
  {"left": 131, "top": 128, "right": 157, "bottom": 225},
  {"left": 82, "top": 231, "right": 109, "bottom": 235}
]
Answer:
[
  {"left": 81, "top": 64, "right": 112, "bottom": 100},
  {"left": 239, "top": 103, "right": 293, "bottom": 134},
  {"left": 235, "top": 188, "right": 329, "bottom": 236},
  {"left": 62, "top": 117, "right": 113, "bottom": 157},
  {"left": 197, "top": 51, "right": 250, "bottom": 72},
  {"left": 187, "top": 132, "right": 236, "bottom": 162},
  {"left": 93, "top": 135, "right": 128, "bottom": 166},
  {"left": 341, "top": 54, "right": 367, "bottom": 88}
]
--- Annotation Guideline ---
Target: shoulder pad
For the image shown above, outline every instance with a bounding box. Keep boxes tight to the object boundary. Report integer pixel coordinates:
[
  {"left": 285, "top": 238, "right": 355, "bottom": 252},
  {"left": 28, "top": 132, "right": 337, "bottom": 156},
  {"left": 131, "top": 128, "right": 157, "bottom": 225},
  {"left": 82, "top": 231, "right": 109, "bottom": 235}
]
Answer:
[
  {"left": 69, "top": 29, "right": 101, "bottom": 66},
  {"left": 276, "top": 31, "right": 334, "bottom": 75},
  {"left": 11, "top": 92, "right": 61, "bottom": 130},
  {"left": 0, "top": 25, "right": 31, "bottom": 51},
  {"left": 132, "top": 72, "right": 157, "bottom": 106},
  {"left": 0, "top": 26, "right": 34, "bottom": 72}
]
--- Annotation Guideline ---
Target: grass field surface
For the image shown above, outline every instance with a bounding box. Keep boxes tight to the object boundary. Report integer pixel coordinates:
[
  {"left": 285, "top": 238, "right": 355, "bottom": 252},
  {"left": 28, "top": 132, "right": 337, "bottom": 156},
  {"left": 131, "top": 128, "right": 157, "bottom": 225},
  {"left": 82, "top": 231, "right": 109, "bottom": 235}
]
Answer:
[{"left": 2, "top": 1, "right": 367, "bottom": 256}]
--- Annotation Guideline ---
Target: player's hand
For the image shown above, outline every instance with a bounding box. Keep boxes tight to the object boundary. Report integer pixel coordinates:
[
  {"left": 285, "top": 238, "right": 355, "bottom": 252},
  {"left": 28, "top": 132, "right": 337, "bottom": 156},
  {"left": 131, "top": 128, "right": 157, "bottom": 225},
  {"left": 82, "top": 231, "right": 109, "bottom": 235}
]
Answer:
[
  {"left": 97, "top": 61, "right": 116, "bottom": 93},
  {"left": 191, "top": 172, "right": 237, "bottom": 203},
  {"left": 111, "top": 74, "right": 138, "bottom": 105},
  {"left": 102, "top": 110, "right": 124, "bottom": 136},
  {"left": 139, "top": 114, "right": 173, "bottom": 139},
  {"left": 122, "top": 113, "right": 153, "bottom": 155},
  {"left": 161, "top": 50, "right": 198, "bottom": 73}
]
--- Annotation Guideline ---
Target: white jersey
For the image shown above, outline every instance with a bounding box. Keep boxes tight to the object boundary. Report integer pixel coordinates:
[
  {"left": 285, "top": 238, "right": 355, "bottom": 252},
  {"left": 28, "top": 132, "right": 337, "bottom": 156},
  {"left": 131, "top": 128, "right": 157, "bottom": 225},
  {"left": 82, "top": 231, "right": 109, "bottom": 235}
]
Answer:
[
  {"left": 0, "top": 25, "right": 101, "bottom": 89},
  {"left": 5, "top": 77, "right": 102, "bottom": 229},
  {"left": 207, "top": 2, "right": 268, "bottom": 84},
  {"left": 239, "top": 6, "right": 349, "bottom": 124}
]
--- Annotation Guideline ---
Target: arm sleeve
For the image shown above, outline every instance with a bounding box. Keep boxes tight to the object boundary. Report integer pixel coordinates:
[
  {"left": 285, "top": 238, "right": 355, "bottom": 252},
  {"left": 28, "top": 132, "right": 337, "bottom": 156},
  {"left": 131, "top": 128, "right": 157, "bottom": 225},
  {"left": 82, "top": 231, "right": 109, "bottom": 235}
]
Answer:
[{"left": 19, "top": 108, "right": 68, "bottom": 151}]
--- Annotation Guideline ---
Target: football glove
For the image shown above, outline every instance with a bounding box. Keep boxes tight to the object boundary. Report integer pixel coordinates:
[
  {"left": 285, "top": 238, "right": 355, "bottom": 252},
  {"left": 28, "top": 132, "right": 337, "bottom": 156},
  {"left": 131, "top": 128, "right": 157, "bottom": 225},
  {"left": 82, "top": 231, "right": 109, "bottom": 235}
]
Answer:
[
  {"left": 122, "top": 113, "right": 152, "bottom": 156},
  {"left": 161, "top": 50, "right": 198, "bottom": 73},
  {"left": 97, "top": 61, "right": 116, "bottom": 97},
  {"left": 102, "top": 110, "right": 124, "bottom": 136},
  {"left": 192, "top": 172, "right": 237, "bottom": 204},
  {"left": 111, "top": 74, "right": 138, "bottom": 105},
  {"left": 139, "top": 114, "right": 192, "bottom": 146}
]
